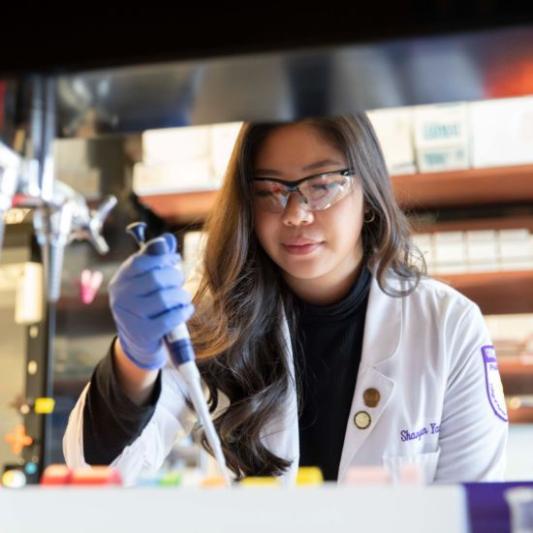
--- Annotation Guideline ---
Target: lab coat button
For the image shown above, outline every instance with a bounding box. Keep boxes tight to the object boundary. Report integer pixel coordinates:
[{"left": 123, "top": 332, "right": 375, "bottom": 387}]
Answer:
[
  {"left": 354, "top": 411, "right": 372, "bottom": 430},
  {"left": 363, "top": 388, "right": 380, "bottom": 408}
]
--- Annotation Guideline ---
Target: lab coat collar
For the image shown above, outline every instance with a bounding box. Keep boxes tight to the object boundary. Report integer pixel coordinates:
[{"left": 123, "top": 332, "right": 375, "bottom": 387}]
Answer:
[
  {"left": 359, "top": 267, "right": 404, "bottom": 369},
  {"left": 337, "top": 268, "right": 403, "bottom": 481},
  {"left": 259, "top": 304, "right": 300, "bottom": 485}
]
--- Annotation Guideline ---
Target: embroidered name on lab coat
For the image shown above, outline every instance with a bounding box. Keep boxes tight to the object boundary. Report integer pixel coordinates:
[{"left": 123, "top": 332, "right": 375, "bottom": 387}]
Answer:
[{"left": 400, "top": 423, "right": 440, "bottom": 442}]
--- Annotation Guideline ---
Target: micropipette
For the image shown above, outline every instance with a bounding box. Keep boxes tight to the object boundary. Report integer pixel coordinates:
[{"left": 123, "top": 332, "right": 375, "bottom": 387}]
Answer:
[{"left": 126, "top": 222, "right": 231, "bottom": 486}]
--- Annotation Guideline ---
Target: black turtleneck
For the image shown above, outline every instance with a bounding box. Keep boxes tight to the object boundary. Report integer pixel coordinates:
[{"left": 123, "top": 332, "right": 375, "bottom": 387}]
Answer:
[{"left": 292, "top": 265, "right": 372, "bottom": 481}]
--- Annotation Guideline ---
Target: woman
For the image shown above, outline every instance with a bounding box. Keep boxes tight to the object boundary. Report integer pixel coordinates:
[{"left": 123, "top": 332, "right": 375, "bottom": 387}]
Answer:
[{"left": 64, "top": 114, "right": 508, "bottom": 485}]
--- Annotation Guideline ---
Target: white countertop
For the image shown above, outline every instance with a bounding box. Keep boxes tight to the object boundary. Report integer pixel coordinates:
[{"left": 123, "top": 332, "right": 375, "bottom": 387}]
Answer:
[{"left": 1, "top": 484, "right": 468, "bottom": 533}]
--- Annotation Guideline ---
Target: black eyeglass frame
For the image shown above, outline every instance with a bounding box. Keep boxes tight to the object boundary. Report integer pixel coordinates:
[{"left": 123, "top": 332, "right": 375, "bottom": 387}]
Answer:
[{"left": 252, "top": 168, "right": 355, "bottom": 190}]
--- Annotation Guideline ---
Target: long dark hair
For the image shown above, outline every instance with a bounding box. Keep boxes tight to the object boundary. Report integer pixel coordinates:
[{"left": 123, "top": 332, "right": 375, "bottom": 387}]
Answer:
[{"left": 188, "top": 113, "right": 425, "bottom": 479}]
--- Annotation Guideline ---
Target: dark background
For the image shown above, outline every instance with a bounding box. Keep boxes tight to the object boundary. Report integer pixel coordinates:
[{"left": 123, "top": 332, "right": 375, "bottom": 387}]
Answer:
[{"left": 2, "top": 2, "right": 533, "bottom": 74}]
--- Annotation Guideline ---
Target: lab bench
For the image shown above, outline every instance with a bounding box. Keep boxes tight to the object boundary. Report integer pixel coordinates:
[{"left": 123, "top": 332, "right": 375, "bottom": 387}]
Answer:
[
  {"left": 1, "top": 485, "right": 466, "bottom": 532},
  {"left": 2, "top": 482, "right": 533, "bottom": 533}
]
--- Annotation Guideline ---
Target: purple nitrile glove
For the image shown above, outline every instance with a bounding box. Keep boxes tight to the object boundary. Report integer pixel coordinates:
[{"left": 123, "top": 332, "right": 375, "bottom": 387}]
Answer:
[{"left": 108, "top": 233, "right": 194, "bottom": 370}]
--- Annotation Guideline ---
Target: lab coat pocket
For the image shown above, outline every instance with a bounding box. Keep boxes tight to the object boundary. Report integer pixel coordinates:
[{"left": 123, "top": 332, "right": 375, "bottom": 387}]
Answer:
[{"left": 382, "top": 448, "right": 441, "bottom": 485}]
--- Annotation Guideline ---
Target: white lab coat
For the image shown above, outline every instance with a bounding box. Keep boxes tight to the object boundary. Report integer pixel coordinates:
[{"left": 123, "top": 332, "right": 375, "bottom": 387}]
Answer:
[{"left": 63, "top": 271, "right": 508, "bottom": 486}]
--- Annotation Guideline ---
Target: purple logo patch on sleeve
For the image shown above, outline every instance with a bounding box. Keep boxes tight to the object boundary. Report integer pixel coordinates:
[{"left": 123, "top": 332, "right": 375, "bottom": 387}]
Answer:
[{"left": 481, "top": 345, "right": 508, "bottom": 422}]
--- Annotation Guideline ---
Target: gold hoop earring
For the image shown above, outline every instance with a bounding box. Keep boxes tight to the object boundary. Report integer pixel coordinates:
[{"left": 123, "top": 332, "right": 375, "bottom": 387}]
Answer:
[{"left": 364, "top": 210, "right": 376, "bottom": 223}]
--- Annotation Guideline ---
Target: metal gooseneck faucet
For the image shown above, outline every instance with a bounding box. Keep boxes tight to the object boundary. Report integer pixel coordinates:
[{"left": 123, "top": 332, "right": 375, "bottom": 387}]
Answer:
[{"left": 0, "top": 77, "right": 116, "bottom": 302}]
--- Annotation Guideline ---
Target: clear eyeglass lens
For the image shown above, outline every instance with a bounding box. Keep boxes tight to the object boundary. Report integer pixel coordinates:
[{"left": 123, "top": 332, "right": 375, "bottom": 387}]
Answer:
[
  {"left": 253, "top": 173, "right": 351, "bottom": 212},
  {"left": 300, "top": 174, "right": 350, "bottom": 207}
]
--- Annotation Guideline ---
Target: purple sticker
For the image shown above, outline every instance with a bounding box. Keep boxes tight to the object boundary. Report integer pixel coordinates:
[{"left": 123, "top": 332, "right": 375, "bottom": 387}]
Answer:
[{"left": 481, "top": 345, "right": 508, "bottom": 422}]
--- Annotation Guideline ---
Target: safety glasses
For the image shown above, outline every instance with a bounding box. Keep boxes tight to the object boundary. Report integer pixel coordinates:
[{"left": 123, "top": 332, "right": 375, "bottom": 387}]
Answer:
[{"left": 252, "top": 168, "right": 356, "bottom": 213}]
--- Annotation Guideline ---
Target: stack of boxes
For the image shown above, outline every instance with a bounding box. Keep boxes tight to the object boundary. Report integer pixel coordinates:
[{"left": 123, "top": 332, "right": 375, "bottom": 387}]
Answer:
[
  {"left": 368, "top": 95, "right": 533, "bottom": 174},
  {"left": 133, "top": 122, "right": 242, "bottom": 195},
  {"left": 133, "top": 95, "right": 533, "bottom": 191},
  {"left": 413, "top": 229, "right": 533, "bottom": 275},
  {"left": 368, "top": 96, "right": 533, "bottom": 278}
]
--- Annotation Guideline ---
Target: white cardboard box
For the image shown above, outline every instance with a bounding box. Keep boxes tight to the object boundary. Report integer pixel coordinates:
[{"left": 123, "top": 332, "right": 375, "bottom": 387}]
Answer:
[
  {"left": 142, "top": 125, "right": 211, "bottom": 165},
  {"left": 469, "top": 96, "right": 533, "bottom": 168},
  {"left": 498, "top": 229, "right": 532, "bottom": 271},
  {"left": 433, "top": 232, "right": 467, "bottom": 274},
  {"left": 132, "top": 160, "right": 214, "bottom": 195},
  {"left": 411, "top": 233, "right": 435, "bottom": 271},
  {"left": 413, "top": 103, "right": 470, "bottom": 172},
  {"left": 367, "top": 108, "right": 416, "bottom": 175},
  {"left": 137, "top": 122, "right": 242, "bottom": 193},
  {"left": 465, "top": 230, "right": 499, "bottom": 272}
]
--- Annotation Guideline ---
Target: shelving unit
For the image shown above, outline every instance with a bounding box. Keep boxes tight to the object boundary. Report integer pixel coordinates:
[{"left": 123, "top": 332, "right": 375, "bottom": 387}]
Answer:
[
  {"left": 138, "top": 164, "right": 533, "bottom": 224},
  {"left": 138, "top": 165, "right": 533, "bottom": 316}
]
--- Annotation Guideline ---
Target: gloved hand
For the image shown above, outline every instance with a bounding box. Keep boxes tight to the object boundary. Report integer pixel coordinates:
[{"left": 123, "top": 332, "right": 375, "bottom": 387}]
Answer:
[{"left": 108, "top": 232, "right": 194, "bottom": 370}]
